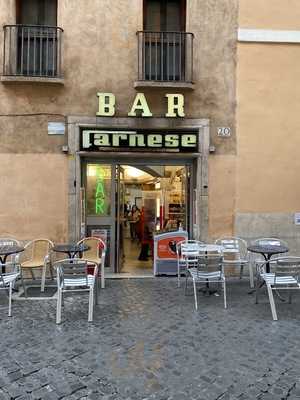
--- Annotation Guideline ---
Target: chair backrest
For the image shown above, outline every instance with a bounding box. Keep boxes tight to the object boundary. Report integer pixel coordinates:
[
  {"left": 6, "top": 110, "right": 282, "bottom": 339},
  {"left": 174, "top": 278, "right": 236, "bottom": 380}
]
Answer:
[
  {"left": 25, "top": 239, "right": 53, "bottom": 262},
  {"left": 215, "top": 237, "right": 247, "bottom": 258},
  {"left": 197, "top": 247, "right": 223, "bottom": 274},
  {"left": 77, "top": 237, "right": 106, "bottom": 263},
  {"left": 177, "top": 240, "right": 204, "bottom": 263},
  {"left": 54, "top": 258, "right": 98, "bottom": 289},
  {"left": 270, "top": 257, "right": 300, "bottom": 284}
]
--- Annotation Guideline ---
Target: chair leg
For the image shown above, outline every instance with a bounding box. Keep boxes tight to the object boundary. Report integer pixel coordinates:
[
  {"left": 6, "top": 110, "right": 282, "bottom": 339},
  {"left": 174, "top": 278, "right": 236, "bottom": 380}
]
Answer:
[
  {"left": 56, "top": 289, "right": 62, "bottom": 324},
  {"left": 95, "top": 277, "right": 99, "bottom": 305},
  {"left": 249, "top": 263, "right": 254, "bottom": 288},
  {"left": 49, "top": 264, "right": 54, "bottom": 280},
  {"left": 101, "top": 263, "right": 105, "bottom": 289},
  {"left": 267, "top": 285, "right": 278, "bottom": 321},
  {"left": 41, "top": 264, "right": 46, "bottom": 292},
  {"left": 184, "top": 270, "right": 189, "bottom": 295},
  {"left": 8, "top": 282, "right": 12, "bottom": 317},
  {"left": 193, "top": 279, "right": 198, "bottom": 310},
  {"left": 177, "top": 261, "right": 180, "bottom": 288},
  {"left": 239, "top": 264, "right": 244, "bottom": 280},
  {"left": 95, "top": 281, "right": 98, "bottom": 306},
  {"left": 20, "top": 269, "right": 27, "bottom": 298},
  {"left": 30, "top": 269, "right": 35, "bottom": 280},
  {"left": 255, "top": 275, "right": 260, "bottom": 304},
  {"left": 223, "top": 279, "right": 227, "bottom": 309},
  {"left": 88, "top": 288, "right": 94, "bottom": 322}
]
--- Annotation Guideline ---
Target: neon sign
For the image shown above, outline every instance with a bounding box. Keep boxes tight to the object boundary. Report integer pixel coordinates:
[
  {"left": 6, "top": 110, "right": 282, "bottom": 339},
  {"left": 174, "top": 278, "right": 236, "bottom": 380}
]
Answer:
[{"left": 95, "top": 167, "right": 106, "bottom": 215}]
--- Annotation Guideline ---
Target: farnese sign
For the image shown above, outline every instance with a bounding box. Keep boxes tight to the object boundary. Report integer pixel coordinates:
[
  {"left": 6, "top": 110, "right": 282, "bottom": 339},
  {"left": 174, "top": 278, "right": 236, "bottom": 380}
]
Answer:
[{"left": 81, "top": 130, "right": 198, "bottom": 152}]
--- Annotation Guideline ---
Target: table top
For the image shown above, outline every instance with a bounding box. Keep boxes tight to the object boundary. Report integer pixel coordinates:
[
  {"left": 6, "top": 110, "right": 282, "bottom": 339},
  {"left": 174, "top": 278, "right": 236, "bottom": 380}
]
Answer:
[
  {"left": 0, "top": 245, "right": 24, "bottom": 256},
  {"left": 199, "top": 244, "right": 224, "bottom": 252},
  {"left": 53, "top": 243, "right": 89, "bottom": 253},
  {"left": 247, "top": 244, "right": 289, "bottom": 255}
]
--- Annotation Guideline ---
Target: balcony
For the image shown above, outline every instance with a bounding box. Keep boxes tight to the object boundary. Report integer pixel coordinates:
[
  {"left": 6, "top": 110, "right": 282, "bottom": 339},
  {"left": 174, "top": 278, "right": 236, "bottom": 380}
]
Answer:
[
  {"left": 135, "top": 31, "right": 194, "bottom": 90},
  {"left": 1, "top": 25, "right": 64, "bottom": 84}
]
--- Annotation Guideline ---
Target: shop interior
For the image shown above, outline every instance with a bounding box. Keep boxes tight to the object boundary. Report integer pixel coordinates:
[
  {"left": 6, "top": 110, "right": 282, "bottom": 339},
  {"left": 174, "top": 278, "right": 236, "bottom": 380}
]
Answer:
[
  {"left": 85, "top": 163, "right": 189, "bottom": 275},
  {"left": 118, "top": 165, "right": 188, "bottom": 274}
]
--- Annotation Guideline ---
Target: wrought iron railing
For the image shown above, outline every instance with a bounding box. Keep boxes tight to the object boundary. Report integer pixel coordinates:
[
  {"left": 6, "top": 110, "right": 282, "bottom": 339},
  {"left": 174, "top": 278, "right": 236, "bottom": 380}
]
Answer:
[
  {"left": 137, "top": 31, "right": 194, "bottom": 83},
  {"left": 3, "top": 25, "right": 63, "bottom": 78}
]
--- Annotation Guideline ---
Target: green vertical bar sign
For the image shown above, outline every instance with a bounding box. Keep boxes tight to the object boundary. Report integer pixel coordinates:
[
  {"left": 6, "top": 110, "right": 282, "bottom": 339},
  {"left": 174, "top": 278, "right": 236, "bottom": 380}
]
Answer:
[{"left": 95, "top": 167, "right": 106, "bottom": 215}]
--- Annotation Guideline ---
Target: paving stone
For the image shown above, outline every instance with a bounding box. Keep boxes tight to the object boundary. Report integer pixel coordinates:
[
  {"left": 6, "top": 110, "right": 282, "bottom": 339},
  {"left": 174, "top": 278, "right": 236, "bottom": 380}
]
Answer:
[{"left": 0, "top": 279, "right": 300, "bottom": 399}]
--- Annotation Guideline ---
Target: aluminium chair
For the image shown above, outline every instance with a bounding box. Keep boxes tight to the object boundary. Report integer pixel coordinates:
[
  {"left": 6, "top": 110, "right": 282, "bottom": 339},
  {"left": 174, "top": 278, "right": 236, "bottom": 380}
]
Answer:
[
  {"left": 176, "top": 240, "right": 204, "bottom": 288},
  {"left": 76, "top": 237, "right": 106, "bottom": 290},
  {"left": 54, "top": 258, "right": 98, "bottom": 324},
  {"left": 255, "top": 256, "right": 300, "bottom": 320},
  {"left": 215, "top": 237, "right": 250, "bottom": 286},
  {"left": 0, "top": 260, "right": 20, "bottom": 317},
  {"left": 250, "top": 237, "right": 289, "bottom": 288},
  {"left": 187, "top": 247, "right": 226, "bottom": 310},
  {"left": 19, "top": 239, "right": 54, "bottom": 296}
]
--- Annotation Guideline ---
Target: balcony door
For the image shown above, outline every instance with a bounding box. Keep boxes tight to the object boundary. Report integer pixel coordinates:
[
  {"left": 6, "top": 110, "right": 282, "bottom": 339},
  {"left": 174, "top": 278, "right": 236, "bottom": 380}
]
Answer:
[
  {"left": 144, "top": 0, "right": 186, "bottom": 31},
  {"left": 143, "top": 0, "right": 186, "bottom": 81},
  {"left": 15, "top": 0, "right": 58, "bottom": 76}
]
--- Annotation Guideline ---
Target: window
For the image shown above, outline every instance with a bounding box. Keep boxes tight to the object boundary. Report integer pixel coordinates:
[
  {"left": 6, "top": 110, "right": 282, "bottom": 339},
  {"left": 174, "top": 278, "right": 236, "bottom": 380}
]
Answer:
[
  {"left": 16, "top": 0, "right": 57, "bottom": 26},
  {"left": 142, "top": 0, "right": 187, "bottom": 81},
  {"left": 144, "top": 0, "right": 186, "bottom": 32},
  {"left": 14, "top": 0, "right": 59, "bottom": 77}
]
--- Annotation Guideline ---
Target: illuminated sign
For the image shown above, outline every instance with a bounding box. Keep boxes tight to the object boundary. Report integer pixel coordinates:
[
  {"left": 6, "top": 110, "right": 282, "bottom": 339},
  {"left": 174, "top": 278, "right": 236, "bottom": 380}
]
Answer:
[
  {"left": 96, "top": 92, "right": 185, "bottom": 118},
  {"left": 81, "top": 130, "right": 198, "bottom": 152},
  {"left": 94, "top": 166, "right": 107, "bottom": 215}
]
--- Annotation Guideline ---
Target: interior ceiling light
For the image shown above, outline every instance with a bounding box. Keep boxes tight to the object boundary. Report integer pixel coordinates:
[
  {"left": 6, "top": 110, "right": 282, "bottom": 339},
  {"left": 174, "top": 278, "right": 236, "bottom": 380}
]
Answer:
[
  {"left": 125, "top": 166, "right": 146, "bottom": 178},
  {"left": 87, "top": 165, "right": 97, "bottom": 177}
]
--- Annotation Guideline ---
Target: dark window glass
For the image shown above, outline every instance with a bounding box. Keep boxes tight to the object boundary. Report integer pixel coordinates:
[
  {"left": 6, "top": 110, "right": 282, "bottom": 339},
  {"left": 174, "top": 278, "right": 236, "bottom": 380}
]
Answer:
[
  {"left": 17, "top": 0, "right": 57, "bottom": 26},
  {"left": 144, "top": 0, "right": 185, "bottom": 31},
  {"left": 15, "top": 0, "right": 59, "bottom": 77}
]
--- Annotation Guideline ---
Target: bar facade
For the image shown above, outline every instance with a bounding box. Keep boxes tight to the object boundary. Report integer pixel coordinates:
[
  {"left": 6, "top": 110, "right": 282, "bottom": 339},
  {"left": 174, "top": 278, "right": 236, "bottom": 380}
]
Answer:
[{"left": 0, "top": 0, "right": 298, "bottom": 272}]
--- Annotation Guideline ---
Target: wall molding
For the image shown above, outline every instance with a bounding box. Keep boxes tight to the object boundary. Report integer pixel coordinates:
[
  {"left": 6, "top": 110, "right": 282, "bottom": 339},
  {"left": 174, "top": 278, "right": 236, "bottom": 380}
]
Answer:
[{"left": 238, "top": 28, "right": 300, "bottom": 43}]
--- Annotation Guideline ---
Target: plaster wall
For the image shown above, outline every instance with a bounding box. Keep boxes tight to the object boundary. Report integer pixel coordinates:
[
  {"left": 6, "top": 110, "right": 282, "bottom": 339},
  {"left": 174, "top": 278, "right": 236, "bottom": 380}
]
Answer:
[
  {"left": 0, "top": 0, "right": 238, "bottom": 241},
  {"left": 0, "top": 0, "right": 238, "bottom": 150},
  {"left": 0, "top": 154, "right": 68, "bottom": 242},
  {"left": 208, "top": 155, "right": 236, "bottom": 240},
  {"left": 236, "top": 34, "right": 300, "bottom": 244},
  {"left": 239, "top": 0, "right": 300, "bottom": 30}
]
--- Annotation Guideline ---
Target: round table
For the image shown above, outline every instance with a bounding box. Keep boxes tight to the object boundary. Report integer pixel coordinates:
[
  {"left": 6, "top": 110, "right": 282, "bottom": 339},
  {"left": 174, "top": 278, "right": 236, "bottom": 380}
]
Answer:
[
  {"left": 0, "top": 245, "right": 24, "bottom": 273},
  {"left": 53, "top": 243, "right": 89, "bottom": 259},
  {"left": 247, "top": 244, "right": 289, "bottom": 273}
]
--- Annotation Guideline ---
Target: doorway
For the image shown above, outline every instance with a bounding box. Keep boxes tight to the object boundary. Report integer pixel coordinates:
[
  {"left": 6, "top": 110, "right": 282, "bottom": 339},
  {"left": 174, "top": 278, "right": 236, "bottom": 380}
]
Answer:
[{"left": 82, "top": 161, "right": 193, "bottom": 275}]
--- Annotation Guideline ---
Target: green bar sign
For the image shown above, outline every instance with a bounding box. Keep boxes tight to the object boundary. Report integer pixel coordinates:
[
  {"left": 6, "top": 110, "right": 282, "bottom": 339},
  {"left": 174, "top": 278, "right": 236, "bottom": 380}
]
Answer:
[{"left": 81, "top": 130, "right": 198, "bottom": 152}]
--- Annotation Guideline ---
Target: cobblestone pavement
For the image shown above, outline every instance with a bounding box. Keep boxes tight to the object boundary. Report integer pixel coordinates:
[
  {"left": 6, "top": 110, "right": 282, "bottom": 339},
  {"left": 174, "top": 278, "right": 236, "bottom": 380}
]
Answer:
[{"left": 0, "top": 278, "right": 300, "bottom": 399}]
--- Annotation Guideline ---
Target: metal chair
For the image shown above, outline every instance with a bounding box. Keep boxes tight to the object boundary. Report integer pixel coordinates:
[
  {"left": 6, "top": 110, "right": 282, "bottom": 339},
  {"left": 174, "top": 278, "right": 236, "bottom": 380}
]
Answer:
[
  {"left": 215, "top": 237, "right": 250, "bottom": 285},
  {"left": 188, "top": 247, "right": 226, "bottom": 310},
  {"left": 76, "top": 237, "right": 106, "bottom": 289},
  {"left": 54, "top": 258, "right": 98, "bottom": 324},
  {"left": 251, "top": 237, "right": 289, "bottom": 288},
  {"left": 255, "top": 256, "right": 300, "bottom": 320},
  {"left": 0, "top": 261, "right": 20, "bottom": 317},
  {"left": 19, "top": 239, "right": 54, "bottom": 296},
  {"left": 176, "top": 240, "right": 204, "bottom": 288}
]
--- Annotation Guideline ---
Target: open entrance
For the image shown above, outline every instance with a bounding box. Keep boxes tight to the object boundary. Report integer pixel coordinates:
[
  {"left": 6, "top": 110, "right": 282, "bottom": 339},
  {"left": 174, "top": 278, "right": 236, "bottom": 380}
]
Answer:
[{"left": 82, "top": 161, "right": 194, "bottom": 275}]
